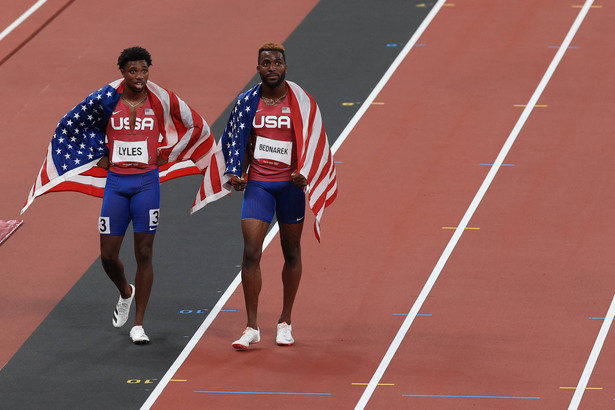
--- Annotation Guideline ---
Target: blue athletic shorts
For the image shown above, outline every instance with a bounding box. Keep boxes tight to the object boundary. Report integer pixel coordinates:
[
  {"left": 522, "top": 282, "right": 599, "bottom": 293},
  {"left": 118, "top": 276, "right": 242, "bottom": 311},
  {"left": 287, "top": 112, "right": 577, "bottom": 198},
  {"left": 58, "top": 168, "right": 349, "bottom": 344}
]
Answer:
[
  {"left": 241, "top": 180, "right": 306, "bottom": 224},
  {"left": 98, "top": 169, "right": 160, "bottom": 235}
]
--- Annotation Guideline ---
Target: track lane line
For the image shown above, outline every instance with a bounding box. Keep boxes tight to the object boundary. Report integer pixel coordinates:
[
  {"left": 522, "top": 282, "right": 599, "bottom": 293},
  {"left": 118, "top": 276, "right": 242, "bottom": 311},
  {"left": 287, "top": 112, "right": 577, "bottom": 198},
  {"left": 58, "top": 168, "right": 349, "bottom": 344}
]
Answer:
[
  {"left": 354, "top": 1, "right": 595, "bottom": 409},
  {"left": 568, "top": 294, "right": 615, "bottom": 410},
  {"left": 0, "top": 0, "right": 47, "bottom": 41},
  {"left": 140, "top": 224, "right": 280, "bottom": 410},
  {"left": 140, "top": 2, "right": 447, "bottom": 408}
]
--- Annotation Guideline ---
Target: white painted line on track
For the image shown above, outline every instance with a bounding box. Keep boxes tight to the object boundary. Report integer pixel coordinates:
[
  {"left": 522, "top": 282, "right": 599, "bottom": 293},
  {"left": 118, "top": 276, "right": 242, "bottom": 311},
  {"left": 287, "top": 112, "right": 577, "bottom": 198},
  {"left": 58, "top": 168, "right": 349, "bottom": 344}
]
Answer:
[
  {"left": 330, "top": 0, "right": 444, "bottom": 156},
  {"left": 143, "top": 0, "right": 595, "bottom": 406},
  {"left": 142, "top": 2, "right": 448, "bottom": 409},
  {"left": 569, "top": 294, "right": 615, "bottom": 410},
  {"left": 140, "top": 224, "right": 280, "bottom": 410},
  {"left": 0, "top": 0, "right": 48, "bottom": 42},
  {"left": 354, "top": 0, "right": 595, "bottom": 409}
]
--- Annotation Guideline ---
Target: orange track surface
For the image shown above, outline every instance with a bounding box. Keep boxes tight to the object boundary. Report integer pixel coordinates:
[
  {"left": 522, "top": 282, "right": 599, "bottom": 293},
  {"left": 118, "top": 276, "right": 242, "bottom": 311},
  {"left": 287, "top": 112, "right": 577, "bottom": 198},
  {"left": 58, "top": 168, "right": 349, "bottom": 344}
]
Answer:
[
  {"left": 151, "top": 1, "right": 615, "bottom": 409},
  {"left": 2, "top": 1, "right": 615, "bottom": 409}
]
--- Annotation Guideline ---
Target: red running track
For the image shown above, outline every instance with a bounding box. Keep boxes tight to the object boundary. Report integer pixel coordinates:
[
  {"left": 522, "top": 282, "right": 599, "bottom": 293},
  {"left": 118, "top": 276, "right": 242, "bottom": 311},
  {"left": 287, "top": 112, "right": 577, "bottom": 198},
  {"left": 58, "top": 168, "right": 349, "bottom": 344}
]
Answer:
[
  {"left": 2, "top": 1, "right": 615, "bottom": 409},
  {"left": 148, "top": 1, "right": 615, "bottom": 409}
]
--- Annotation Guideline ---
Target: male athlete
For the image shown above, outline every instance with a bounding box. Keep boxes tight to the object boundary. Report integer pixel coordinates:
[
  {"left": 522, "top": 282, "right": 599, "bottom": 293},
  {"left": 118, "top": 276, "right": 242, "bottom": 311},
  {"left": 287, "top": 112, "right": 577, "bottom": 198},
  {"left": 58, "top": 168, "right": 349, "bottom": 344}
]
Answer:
[
  {"left": 222, "top": 43, "right": 337, "bottom": 350},
  {"left": 27, "top": 46, "right": 224, "bottom": 344}
]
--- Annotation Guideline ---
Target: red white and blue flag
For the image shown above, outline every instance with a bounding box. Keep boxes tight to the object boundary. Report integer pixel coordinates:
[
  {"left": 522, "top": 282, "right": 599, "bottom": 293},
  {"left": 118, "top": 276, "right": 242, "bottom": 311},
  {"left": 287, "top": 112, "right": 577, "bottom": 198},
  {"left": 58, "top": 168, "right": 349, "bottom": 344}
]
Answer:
[
  {"left": 22, "top": 79, "right": 227, "bottom": 214},
  {"left": 216, "top": 81, "right": 338, "bottom": 241}
]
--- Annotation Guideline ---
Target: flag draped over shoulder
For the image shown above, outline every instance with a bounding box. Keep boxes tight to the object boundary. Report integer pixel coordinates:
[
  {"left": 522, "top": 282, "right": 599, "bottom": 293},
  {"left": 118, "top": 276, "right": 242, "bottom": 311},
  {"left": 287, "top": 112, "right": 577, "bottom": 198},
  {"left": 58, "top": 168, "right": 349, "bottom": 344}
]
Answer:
[
  {"left": 21, "top": 79, "right": 226, "bottom": 214},
  {"left": 214, "top": 81, "right": 338, "bottom": 241}
]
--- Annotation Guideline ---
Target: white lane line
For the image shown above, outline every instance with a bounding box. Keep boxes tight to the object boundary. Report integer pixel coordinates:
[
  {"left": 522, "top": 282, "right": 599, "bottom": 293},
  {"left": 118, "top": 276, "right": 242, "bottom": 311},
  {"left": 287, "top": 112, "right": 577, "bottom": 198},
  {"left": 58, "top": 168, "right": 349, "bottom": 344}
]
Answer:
[
  {"left": 354, "top": 0, "right": 595, "bottom": 409},
  {"left": 142, "top": 2, "right": 448, "bottom": 409},
  {"left": 140, "top": 225, "right": 280, "bottom": 410},
  {"left": 141, "top": 2, "right": 449, "bottom": 408},
  {"left": 0, "top": 0, "right": 48, "bottom": 42},
  {"left": 330, "top": 0, "right": 445, "bottom": 155},
  {"left": 569, "top": 295, "right": 615, "bottom": 410}
]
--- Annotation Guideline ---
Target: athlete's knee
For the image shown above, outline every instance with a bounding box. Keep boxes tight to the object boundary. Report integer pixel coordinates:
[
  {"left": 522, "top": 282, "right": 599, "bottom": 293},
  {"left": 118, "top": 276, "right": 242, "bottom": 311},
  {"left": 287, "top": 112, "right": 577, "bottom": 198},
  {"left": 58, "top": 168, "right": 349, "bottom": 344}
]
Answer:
[
  {"left": 281, "top": 244, "right": 301, "bottom": 265},
  {"left": 134, "top": 244, "right": 154, "bottom": 266},
  {"left": 242, "top": 243, "right": 262, "bottom": 266}
]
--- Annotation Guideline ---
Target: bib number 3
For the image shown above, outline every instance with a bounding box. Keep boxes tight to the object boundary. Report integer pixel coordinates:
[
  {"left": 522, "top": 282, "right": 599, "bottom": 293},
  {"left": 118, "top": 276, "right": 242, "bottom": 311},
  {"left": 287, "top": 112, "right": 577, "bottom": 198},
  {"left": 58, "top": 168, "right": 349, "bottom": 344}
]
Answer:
[
  {"left": 149, "top": 209, "right": 160, "bottom": 230},
  {"left": 98, "top": 216, "right": 110, "bottom": 234}
]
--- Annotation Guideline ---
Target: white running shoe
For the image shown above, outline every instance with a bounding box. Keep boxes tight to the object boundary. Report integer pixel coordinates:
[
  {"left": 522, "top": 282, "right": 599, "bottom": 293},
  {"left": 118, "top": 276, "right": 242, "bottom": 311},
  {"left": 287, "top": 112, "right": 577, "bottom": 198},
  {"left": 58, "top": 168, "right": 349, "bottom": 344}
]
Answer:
[
  {"left": 130, "top": 325, "right": 150, "bottom": 344},
  {"left": 232, "top": 327, "right": 260, "bottom": 350},
  {"left": 276, "top": 322, "right": 294, "bottom": 346},
  {"left": 112, "top": 284, "right": 135, "bottom": 328}
]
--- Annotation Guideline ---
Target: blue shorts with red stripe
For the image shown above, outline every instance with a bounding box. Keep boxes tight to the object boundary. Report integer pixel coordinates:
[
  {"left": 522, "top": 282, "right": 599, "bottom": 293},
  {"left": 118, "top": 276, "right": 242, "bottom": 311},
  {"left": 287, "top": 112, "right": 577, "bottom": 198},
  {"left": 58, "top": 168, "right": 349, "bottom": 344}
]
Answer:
[
  {"left": 98, "top": 169, "right": 160, "bottom": 235},
  {"left": 241, "top": 180, "right": 306, "bottom": 224}
]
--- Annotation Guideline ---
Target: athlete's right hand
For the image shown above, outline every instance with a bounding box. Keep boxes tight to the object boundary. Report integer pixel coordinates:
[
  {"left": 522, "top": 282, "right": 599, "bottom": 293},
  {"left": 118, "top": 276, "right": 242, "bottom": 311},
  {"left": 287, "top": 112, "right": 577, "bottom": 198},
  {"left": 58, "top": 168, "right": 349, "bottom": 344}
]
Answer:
[
  {"left": 231, "top": 175, "right": 247, "bottom": 191},
  {"left": 97, "top": 156, "right": 109, "bottom": 170}
]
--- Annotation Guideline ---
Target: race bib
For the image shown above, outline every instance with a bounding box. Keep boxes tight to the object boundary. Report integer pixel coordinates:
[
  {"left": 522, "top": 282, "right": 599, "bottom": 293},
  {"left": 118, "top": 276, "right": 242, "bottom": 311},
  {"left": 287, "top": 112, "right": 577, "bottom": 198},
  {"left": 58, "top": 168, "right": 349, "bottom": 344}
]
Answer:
[
  {"left": 253, "top": 136, "right": 292, "bottom": 166},
  {"left": 111, "top": 140, "right": 149, "bottom": 165}
]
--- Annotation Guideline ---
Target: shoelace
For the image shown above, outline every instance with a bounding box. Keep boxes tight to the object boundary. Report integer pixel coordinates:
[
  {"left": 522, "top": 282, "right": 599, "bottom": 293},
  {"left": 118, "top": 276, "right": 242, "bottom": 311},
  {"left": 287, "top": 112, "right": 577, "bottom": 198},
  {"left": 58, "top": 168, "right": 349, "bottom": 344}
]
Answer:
[{"left": 279, "top": 325, "right": 291, "bottom": 338}]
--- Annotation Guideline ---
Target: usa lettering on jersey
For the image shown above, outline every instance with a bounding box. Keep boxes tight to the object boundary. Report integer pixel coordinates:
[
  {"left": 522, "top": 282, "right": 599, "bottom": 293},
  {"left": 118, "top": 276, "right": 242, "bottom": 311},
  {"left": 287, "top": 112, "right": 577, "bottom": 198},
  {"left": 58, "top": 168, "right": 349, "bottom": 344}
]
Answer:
[
  {"left": 253, "top": 115, "right": 291, "bottom": 129},
  {"left": 111, "top": 117, "right": 155, "bottom": 131}
]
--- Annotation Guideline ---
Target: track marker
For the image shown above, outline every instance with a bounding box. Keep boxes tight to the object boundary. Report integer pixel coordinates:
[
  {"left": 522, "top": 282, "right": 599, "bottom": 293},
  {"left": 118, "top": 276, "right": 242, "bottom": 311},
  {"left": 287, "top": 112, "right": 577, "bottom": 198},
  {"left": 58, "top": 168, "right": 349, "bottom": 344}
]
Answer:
[
  {"left": 356, "top": 2, "right": 595, "bottom": 409},
  {"left": 549, "top": 46, "right": 580, "bottom": 49},
  {"left": 569, "top": 294, "right": 615, "bottom": 409},
  {"left": 352, "top": 383, "right": 394, "bottom": 386},
  {"left": 392, "top": 313, "right": 432, "bottom": 316},
  {"left": 170, "top": 379, "right": 187, "bottom": 382},
  {"left": 560, "top": 387, "right": 602, "bottom": 390},
  {"left": 403, "top": 394, "right": 540, "bottom": 399},
  {"left": 572, "top": 4, "right": 602, "bottom": 8},
  {"left": 194, "top": 390, "right": 331, "bottom": 396},
  {"left": 442, "top": 226, "right": 480, "bottom": 230},
  {"left": 514, "top": 104, "right": 548, "bottom": 107},
  {"left": 480, "top": 163, "right": 515, "bottom": 166}
]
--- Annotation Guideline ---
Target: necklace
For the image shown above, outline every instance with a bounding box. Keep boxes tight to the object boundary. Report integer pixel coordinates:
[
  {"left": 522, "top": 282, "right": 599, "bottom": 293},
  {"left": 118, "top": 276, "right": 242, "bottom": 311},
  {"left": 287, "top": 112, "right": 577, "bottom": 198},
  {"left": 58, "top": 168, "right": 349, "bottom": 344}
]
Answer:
[
  {"left": 261, "top": 93, "right": 287, "bottom": 106},
  {"left": 122, "top": 95, "right": 147, "bottom": 107}
]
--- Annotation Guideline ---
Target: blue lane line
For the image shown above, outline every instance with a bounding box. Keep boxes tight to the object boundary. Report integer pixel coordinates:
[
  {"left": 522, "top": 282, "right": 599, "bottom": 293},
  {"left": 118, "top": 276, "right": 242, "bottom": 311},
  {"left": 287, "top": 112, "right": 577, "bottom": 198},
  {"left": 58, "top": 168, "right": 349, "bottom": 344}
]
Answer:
[
  {"left": 194, "top": 391, "right": 331, "bottom": 395},
  {"left": 548, "top": 45, "right": 580, "bottom": 49},
  {"left": 220, "top": 309, "right": 237, "bottom": 312},
  {"left": 403, "top": 394, "right": 540, "bottom": 399}
]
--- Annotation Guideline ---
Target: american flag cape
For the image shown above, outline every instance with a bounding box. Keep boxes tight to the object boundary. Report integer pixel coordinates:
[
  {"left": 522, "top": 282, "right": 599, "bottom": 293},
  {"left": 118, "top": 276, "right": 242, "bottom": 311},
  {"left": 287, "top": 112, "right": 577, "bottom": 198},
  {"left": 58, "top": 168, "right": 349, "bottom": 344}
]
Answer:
[
  {"left": 21, "top": 79, "right": 227, "bottom": 214},
  {"left": 214, "top": 81, "right": 338, "bottom": 241}
]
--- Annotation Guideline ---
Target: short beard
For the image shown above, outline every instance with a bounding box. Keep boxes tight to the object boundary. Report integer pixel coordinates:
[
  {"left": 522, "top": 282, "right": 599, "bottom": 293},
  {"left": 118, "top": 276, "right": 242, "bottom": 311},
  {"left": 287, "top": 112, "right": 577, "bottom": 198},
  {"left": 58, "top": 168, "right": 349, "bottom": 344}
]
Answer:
[{"left": 261, "top": 72, "right": 286, "bottom": 89}]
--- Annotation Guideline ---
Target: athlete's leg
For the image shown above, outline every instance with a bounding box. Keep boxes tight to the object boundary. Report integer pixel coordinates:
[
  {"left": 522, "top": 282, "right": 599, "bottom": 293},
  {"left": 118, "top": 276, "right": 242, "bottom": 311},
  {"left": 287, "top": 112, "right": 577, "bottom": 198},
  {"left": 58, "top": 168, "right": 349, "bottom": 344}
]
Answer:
[
  {"left": 129, "top": 169, "right": 160, "bottom": 327},
  {"left": 241, "top": 218, "right": 269, "bottom": 329},
  {"left": 133, "top": 232, "right": 155, "bottom": 326},
  {"left": 278, "top": 221, "right": 304, "bottom": 324},
  {"left": 275, "top": 182, "right": 306, "bottom": 325},
  {"left": 100, "top": 234, "right": 132, "bottom": 298},
  {"left": 99, "top": 171, "right": 132, "bottom": 298}
]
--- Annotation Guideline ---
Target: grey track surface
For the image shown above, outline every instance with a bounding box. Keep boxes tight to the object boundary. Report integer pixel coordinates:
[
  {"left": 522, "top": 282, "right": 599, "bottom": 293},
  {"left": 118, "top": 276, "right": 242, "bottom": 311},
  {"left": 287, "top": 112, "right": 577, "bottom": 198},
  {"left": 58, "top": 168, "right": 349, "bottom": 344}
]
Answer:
[{"left": 0, "top": 1, "right": 435, "bottom": 409}]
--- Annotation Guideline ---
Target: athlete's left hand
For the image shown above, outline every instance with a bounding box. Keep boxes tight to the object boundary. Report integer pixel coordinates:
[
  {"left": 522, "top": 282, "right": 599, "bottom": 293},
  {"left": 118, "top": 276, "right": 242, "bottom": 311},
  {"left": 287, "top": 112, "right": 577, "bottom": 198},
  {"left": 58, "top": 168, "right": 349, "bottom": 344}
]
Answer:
[{"left": 291, "top": 172, "right": 307, "bottom": 188}]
